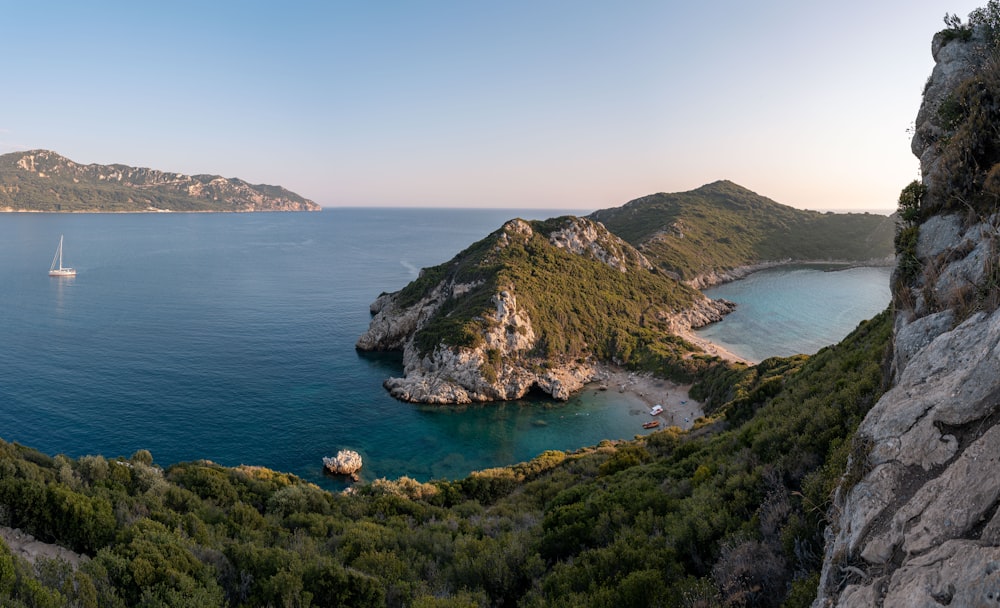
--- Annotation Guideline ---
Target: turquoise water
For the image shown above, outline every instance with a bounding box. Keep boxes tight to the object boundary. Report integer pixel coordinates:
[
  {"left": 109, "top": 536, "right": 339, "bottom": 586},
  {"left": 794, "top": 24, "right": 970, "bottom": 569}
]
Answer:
[{"left": 695, "top": 264, "right": 893, "bottom": 363}]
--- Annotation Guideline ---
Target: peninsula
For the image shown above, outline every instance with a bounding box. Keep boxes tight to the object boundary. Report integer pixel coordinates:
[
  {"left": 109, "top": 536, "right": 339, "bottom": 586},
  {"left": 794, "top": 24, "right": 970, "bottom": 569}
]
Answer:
[
  {"left": 357, "top": 184, "right": 894, "bottom": 404},
  {"left": 0, "top": 150, "right": 320, "bottom": 212}
]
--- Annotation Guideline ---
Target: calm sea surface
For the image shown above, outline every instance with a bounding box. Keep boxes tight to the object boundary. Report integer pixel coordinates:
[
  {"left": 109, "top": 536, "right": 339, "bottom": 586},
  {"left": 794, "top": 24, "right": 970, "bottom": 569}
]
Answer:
[
  {"left": 696, "top": 265, "right": 893, "bottom": 363},
  {"left": 0, "top": 211, "right": 891, "bottom": 489}
]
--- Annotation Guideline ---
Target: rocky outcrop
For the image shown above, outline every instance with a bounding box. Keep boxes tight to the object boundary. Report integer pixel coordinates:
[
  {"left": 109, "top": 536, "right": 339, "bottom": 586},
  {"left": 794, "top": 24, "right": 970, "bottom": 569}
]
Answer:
[
  {"left": 1, "top": 149, "right": 320, "bottom": 212},
  {"left": 323, "top": 450, "right": 363, "bottom": 481},
  {"left": 358, "top": 216, "right": 732, "bottom": 404},
  {"left": 814, "top": 27, "right": 1000, "bottom": 607},
  {"left": 911, "top": 32, "right": 988, "bottom": 205},
  {"left": 660, "top": 296, "right": 737, "bottom": 333},
  {"left": 549, "top": 216, "right": 654, "bottom": 272}
]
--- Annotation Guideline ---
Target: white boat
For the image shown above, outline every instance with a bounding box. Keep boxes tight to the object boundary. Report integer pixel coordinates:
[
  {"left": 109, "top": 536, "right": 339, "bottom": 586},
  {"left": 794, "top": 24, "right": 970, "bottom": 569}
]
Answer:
[
  {"left": 650, "top": 404, "right": 663, "bottom": 416},
  {"left": 48, "top": 235, "right": 76, "bottom": 277}
]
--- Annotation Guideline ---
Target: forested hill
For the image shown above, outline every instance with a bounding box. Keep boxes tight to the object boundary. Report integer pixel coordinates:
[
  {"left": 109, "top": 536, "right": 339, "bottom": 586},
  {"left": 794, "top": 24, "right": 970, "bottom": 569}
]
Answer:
[
  {"left": 589, "top": 180, "right": 895, "bottom": 284},
  {"left": 0, "top": 150, "right": 320, "bottom": 212},
  {"left": 356, "top": 216, "right": 732, "bottom": 404}
]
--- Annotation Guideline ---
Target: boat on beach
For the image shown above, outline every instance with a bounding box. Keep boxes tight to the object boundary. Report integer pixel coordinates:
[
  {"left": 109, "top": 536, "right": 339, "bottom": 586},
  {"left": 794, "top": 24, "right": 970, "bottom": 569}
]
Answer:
[
  {"left": 642, "top": 420, "right": 660, "bottom": 429},
  {"left": 649, "top": 404, "right": 663, "bottom": 416},
  {"left": 48, "top": 235, "right": 76, "bottom": 277}
]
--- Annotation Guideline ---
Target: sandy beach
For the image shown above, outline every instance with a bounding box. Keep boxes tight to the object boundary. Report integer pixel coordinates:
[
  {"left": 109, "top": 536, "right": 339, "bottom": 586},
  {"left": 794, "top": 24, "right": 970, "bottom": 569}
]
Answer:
[
  {"left": 588, "top": 328, "right": 756, "bottom": 431},
  {"left": 675, "top": 327, "right": 755, "bottom": 366},
  {"left": 591, "top": 364, "right": 705, "bottom": 430}
]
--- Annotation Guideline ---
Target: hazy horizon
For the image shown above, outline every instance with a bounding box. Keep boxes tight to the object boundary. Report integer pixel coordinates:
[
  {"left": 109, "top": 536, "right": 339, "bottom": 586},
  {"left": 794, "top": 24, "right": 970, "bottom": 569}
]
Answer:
[{"left": 3, "top": 1, "right": 984, "bottom": 211}]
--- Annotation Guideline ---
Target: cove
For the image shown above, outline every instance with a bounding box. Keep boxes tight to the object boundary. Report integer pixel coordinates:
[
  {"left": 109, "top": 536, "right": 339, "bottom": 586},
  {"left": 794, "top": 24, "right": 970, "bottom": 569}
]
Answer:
[{"left": 694, "top": 264, "right": 893, "bottom": 363}]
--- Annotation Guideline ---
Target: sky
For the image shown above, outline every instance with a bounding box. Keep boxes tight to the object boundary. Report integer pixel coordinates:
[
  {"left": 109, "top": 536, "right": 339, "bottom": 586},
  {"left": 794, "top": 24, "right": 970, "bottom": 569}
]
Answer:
[{"left": 1, "top": 1, "right": 988, "bottom": 211}]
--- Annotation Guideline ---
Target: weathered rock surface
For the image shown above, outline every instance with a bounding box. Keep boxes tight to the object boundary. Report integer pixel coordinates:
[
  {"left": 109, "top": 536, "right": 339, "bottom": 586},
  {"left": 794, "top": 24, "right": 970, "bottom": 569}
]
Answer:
[
  {"left": 323, "top": 450, "right": 363, "bottom": 481},
  {"left": 814, "top": 27, "right": 1000, "bottom": 607},
  {"left": 911, "top": 32, "right": 988, "bottom": 204}
]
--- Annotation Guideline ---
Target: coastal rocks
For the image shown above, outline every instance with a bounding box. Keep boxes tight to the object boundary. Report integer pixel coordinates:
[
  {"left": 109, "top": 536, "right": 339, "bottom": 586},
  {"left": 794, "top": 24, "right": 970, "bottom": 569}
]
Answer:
[
  {"left": 357, "top": 214, "right": 735, "bottom": 404},
  {"left": 379, "top": 288, "right": 584, "bottom": 404},
  {"left": 0, "top": 526, "right": 87, "bottom": 569},
  {"left": 660, "top": 295, "right": 736, "bottom": 333},
  {"left": 323, "top": 450, "right": 363, "bottom": 481},
  {"left": 684, "top": 260, "right": 790, "bottom": 290}
]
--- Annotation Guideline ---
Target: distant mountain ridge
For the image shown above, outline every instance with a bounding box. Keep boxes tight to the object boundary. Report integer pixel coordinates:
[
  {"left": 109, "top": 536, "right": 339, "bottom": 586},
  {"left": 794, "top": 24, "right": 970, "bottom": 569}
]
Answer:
[
  {"left": 0, "top": 150, "right": 320, "bottom": 212},
  {"left": 589, "top": 180, "right": 895, "bottom": 287}
]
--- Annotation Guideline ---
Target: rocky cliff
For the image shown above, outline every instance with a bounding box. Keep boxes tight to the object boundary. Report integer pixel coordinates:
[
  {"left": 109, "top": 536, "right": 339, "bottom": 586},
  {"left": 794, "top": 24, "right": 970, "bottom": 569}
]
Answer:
[
  {"left": 357, "top": 216, "right": 733, "bottom": 404},
  {"left": 814, "top": 23, "right": 1000, "bottom": 607},
  {"left": 0, "top": 150, "right": 320, "bottom": 212}
]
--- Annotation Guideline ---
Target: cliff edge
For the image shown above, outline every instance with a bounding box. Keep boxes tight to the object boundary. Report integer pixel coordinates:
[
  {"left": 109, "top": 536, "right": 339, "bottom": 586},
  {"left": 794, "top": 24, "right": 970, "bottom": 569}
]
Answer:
[{"left": 815, "top": 20, "right": 1000, "bottom": 607}]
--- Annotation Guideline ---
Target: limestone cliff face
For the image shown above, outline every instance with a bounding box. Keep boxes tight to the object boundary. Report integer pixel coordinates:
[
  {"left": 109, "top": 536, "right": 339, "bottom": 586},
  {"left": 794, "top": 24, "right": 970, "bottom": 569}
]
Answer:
[
  {"left": 814, "top": 29, "right": 1000, "bottom": 607},
  {"left": 357, "top": 216, "right": 729, "bottom": 404}
]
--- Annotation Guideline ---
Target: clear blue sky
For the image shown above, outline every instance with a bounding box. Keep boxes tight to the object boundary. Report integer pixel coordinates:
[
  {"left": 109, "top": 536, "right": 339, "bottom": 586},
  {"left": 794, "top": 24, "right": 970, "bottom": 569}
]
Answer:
[{"left": 1, "top": 1, "right": 986, "bottom": 211}]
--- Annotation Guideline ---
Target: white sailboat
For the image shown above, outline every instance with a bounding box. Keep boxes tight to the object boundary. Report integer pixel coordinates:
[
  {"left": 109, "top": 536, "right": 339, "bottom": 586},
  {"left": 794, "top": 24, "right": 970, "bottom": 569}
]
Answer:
[{"left": 48, "top": 235, "right": 76, "bottom": 277}]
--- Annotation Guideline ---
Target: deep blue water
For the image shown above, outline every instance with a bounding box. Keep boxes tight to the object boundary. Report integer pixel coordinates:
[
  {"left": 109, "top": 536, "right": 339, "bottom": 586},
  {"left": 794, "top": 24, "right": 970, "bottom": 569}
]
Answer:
[
  {"left": 0, "top": 209, "right": 661, "bottom": 490},
  {"left": 0, "top": 211, "right": 892, "bottom": 489}
]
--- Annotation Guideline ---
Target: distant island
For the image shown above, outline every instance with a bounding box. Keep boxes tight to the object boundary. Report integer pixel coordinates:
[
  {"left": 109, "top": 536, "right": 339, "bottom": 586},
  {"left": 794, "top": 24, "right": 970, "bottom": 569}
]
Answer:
[{"left": 0, "top": 150, "right": 320, "bottom": 212}]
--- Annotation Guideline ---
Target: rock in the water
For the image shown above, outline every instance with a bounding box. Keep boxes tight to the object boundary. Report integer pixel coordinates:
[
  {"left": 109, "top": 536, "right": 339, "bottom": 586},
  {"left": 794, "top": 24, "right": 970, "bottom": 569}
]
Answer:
[{"left": 323, "top": 450, "right": 363, "bottom": 481}]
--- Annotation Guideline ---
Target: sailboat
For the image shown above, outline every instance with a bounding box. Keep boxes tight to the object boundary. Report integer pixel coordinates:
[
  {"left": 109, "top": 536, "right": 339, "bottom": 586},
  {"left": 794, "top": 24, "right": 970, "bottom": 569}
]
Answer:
[{"left": 48, "top": 235, "right": 76, "bottom": 277}]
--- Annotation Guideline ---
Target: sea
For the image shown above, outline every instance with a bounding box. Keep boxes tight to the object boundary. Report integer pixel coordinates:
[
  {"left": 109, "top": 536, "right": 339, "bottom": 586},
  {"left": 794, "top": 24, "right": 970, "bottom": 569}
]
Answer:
[
  {"left": 695, "top": 265, "right": 893, "bottom": 363},
  {"left": 0, "top": 210, "right": 891, "bottom": 490}
]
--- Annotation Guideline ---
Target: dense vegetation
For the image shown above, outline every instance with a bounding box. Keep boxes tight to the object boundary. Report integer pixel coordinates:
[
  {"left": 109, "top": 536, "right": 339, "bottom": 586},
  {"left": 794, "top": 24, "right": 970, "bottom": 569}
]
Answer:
[
  {"left": 588, "top": 181, "right": 895, "bottom": 281},
  {"left": 0, "top": 310, "right": 891, "bottom": 607},
  {"left": 0, "top": 150, "right": 317, "bottom": 212},
  {"left": 399, "top": 217, "right": 723, "bottom": 381}
]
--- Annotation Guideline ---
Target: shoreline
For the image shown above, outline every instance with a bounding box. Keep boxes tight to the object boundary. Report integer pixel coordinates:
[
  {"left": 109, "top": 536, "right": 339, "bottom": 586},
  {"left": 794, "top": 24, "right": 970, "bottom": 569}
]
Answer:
[
  {"left": 686, "top": 257, "right": 895, "bottom": 290},
  {"left": 590, "top": 364, "right": 705, "bottom": 430},
  {"left": 676, "top": 326, "right": 755, "bottom": 365},
  {"left": 683, "top": 259, "right": 895, "bottom": 366}
]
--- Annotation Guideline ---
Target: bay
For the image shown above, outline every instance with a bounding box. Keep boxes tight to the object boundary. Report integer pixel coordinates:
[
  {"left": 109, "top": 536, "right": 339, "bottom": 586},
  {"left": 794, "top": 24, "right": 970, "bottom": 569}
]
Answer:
[
  {"left": 695, "top": 264, "right": 893, "bottom": 363},
  {"left": 1, "top": 211, "right": 894, "bottom": 490},
  {"left": 0, "top": 209, "right": 655, "bottom": 491}
]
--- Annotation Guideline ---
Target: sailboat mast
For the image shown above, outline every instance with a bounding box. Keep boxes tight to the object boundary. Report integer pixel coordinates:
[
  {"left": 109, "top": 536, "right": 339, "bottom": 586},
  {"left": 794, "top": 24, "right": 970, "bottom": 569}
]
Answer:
[{"left": 58, "top": 235, "right": 64, "bottom": 270}]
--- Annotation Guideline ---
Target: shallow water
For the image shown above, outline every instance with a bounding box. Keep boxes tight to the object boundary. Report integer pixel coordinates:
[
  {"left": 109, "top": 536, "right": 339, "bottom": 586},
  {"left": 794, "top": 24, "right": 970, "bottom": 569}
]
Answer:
[{"left": 695, "top": 264, "right": 893, "bottom": 362}]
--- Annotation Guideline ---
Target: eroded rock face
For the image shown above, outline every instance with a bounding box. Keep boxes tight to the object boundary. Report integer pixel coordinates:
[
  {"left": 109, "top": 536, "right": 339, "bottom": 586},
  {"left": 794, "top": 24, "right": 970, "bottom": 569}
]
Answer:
[
  {"left": 814, "top": 28, "right": 1000, "bottom": 607},
  {"left": 323, "top": 450, "right": 363, "bottom": 481},
  {"left": 911, "top": 31, "right": 987, "bottom": 205}
]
